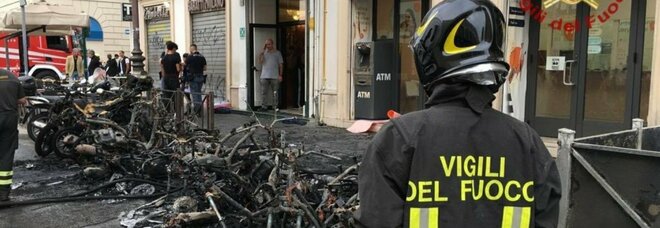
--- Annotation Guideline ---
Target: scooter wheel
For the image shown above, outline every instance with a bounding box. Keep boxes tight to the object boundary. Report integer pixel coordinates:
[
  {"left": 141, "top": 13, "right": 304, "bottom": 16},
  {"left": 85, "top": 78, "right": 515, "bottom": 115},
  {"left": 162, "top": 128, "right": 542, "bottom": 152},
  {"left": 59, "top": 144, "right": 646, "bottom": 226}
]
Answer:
[
  {"left": 52, "top": 127, "right": 83, "bottom": 159},
  {"left": 35, "top": 124, "right": 58, "bottom": 157},
  {"left": 27, "top": 112, "right": 49, "bottom": 142}
]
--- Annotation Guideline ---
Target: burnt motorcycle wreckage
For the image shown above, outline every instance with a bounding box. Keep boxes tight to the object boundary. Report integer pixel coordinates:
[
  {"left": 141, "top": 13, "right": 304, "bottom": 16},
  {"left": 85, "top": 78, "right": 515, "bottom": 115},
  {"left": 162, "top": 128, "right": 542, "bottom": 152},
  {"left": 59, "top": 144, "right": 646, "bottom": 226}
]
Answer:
[
  {"left": 34, "top": 78, "right": 144, "bottom": 158},
  {"left": 11, "top": 76, "right": 361, "bottom": 227}
]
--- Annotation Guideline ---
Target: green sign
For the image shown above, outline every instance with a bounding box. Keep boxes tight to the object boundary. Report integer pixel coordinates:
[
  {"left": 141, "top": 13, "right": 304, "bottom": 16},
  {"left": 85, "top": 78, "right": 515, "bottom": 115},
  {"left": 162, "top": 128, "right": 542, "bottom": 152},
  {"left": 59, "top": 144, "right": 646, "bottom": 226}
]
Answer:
[{"left": 240, "top": 27, "right": 246, "bottom": 40}]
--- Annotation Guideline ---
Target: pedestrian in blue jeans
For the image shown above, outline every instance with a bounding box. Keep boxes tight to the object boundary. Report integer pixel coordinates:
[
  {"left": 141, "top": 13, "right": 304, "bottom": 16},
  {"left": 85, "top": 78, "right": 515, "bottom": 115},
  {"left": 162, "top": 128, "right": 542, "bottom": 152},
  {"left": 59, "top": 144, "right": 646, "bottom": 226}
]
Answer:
[{"left": 185, "top": 44, "right": 207, "bottom": 114}]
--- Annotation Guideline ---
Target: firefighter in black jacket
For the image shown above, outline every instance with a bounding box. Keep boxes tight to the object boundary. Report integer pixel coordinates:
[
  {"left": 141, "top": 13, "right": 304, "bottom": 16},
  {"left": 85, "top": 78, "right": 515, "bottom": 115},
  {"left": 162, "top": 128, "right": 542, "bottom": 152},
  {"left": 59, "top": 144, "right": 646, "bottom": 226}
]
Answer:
[
  {"left": 355, "top": 0, "right": 561, "bottom": 227},
  {"left": 0, "top": 69, "right": 26, "bottom": 201}
]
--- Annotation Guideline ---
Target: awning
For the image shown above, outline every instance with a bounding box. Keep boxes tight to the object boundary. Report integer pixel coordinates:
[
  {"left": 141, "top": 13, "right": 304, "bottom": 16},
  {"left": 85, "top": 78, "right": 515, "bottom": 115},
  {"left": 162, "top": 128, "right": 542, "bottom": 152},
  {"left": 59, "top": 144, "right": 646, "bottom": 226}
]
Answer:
[{"left": 0, "top": 1, "right": 89, "bottom": 33}]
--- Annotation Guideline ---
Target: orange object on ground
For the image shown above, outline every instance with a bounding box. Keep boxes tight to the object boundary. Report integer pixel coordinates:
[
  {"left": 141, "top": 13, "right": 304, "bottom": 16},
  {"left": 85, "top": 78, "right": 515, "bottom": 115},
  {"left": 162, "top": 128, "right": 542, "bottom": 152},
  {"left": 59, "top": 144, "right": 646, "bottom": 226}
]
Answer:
[{"left": 347, "top": 110, "right": 402, "bottom": 133}]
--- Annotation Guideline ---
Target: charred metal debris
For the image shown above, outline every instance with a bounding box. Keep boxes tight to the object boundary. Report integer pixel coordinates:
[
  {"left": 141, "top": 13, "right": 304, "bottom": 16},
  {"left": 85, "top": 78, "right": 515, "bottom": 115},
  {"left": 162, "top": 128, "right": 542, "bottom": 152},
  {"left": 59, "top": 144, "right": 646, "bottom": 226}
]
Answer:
[{"left": 8, "top": 77, "right": 361, "bottom": 227}]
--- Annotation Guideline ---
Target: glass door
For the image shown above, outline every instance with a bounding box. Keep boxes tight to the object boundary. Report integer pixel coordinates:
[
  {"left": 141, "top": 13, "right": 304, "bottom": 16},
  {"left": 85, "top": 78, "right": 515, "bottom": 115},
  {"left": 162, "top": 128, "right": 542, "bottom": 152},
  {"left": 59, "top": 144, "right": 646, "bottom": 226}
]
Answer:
[
  {"left": 580, "top": 0, "right": 635, "bottom": 135},
  {"left": 527, "top": 3, "right": 581, "bottom": 136},
  {"left": 248, "top": 25, "right": 278, "bottom": 108},
  {"left": 528, "top": 0, "right": 638, "bottom": 137}
]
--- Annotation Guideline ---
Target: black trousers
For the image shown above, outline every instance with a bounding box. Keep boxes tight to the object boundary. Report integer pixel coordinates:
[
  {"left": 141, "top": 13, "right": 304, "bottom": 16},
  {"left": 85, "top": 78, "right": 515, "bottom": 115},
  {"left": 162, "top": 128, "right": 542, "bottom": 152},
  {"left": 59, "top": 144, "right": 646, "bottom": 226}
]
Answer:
[
  {"left": 0, "top": 111, "right": 18, "bottom": 191},
  {"left": 162, "top": 76, "right": 180, "bottom": 112}
]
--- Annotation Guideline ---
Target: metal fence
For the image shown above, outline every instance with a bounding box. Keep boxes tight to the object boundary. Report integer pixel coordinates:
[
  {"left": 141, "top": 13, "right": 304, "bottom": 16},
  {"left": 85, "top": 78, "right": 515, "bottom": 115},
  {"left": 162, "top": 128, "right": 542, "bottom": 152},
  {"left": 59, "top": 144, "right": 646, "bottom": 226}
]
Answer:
[
  {"left": 153, "top": 88, "right": 215, "bottom": 130},
  {"left": 557, "top": 119, "right": 660, "bottom": 228}
]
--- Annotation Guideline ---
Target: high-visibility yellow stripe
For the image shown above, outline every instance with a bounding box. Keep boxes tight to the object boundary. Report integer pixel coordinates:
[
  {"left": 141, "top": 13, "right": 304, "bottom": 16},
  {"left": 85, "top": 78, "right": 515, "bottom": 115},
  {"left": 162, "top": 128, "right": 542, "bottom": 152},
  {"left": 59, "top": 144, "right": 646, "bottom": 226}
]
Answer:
[
  {"left": 428, "top": 207, "right": 439, "bottom": 228},
  {"left": 416, "top": 11, "right": 438, "bottom": 37},
  {"left": 520, "top": 207, "right": 531, "bottom": 228},
  {"left": 501, "top": 206, "right": 514, "bottom": 228},
  {"left": 410, "top": 208, "right": 421, "bottom": 228},
  {"left": 443, "top": 19, "right": 477, "bottom": 55},
  {"left": 0, "top": 179, "right": 12, "bottom": 185},
  {"left": 0, "top": 171, "right": 12, "bottom": 176}
]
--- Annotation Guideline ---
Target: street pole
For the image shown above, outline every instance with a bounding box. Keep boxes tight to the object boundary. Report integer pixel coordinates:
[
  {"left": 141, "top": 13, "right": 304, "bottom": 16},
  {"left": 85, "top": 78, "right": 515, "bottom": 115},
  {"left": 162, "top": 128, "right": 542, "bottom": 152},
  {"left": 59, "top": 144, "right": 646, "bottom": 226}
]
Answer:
[
  {"left": 20, "top": 0, "right": 28, "bottom": 76},
  {"left": 130, "top": 0, "right": 146, "bottom": 77}
]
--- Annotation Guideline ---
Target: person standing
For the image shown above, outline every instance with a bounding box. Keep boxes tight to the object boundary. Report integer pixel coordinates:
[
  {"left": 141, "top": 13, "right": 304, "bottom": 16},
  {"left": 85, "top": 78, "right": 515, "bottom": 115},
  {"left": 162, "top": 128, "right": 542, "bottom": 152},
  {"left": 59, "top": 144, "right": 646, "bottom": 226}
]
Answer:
[
  {"left": 87, "top": 50, "right": 101, "bottom": 78},
  {"left": 258, "top": 38, "right": 283, "bottom": 111},
  {"left": 117, "top": 50, "right": 131, "bottom": 76},
  {"left": 160, "top": 41, "right": 182, "bottom": 112},
  {"left": 355, "top": 1, "right": 561, "bottom": 227},
  {"left": 180, "top": 53, "right": 191, "bottom": 101},
  {"left": 105, "top": 54, "right": 119, "bottom": 77},
  {"left": 65, "top": 48, "right": 83, "bottom": 82},
  {"left": 0, "top": 69, "right": 26, "bottom": 201},
  {"left": 185, "top": 44, "right": 207, "bottom": 114}
]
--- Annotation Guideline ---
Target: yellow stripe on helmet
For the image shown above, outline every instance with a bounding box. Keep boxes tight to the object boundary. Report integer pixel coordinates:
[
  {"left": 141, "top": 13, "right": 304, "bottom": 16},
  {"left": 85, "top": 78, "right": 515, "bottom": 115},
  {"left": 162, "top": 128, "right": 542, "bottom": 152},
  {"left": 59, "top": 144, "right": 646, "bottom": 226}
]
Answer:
[{"left": 443, "top": 19, "right": 477, "bottom": 55}]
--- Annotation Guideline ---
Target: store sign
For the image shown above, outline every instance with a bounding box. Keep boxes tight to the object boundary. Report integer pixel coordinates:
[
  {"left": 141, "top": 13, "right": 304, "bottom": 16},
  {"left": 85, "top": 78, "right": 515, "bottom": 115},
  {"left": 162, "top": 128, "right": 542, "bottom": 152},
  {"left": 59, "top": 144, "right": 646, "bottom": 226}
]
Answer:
[
  {"left": 543, "top": 0, "right": 599, "bottom": 9},
  {"left": 588, "top": 37, "right": 602, "bottom": 45},
  {"left": 189, "top": 0, "right": 225, "bottom": 13},
  {"left": 123, "top": 28, "right": 131, "bottom": 38},
  {"left": 144, "top": 5, "right": 170, "bottom": 21},
  {"left": 239, "top": 27, "right": 246, "bottom": 40},
  {"left": 520, "top": 0, "right": 625, "bottom": 33},
  {"left": 122, "top": 3, "right": 132, "bottom": 21},
  {"left": 589, "top": 28, "right": 603, "bottom": 36},
  {"left": 546, "top": 56, "right": 566, "bottom": 71},
  {"left": 588, "top": 45, "right": 602, "bottom": 54},
  {"left": 509, "top": 19, "right": 525, "bottom": 27},
  {"left": 509, "top": 7, "right": 525, "bottom": 16}
]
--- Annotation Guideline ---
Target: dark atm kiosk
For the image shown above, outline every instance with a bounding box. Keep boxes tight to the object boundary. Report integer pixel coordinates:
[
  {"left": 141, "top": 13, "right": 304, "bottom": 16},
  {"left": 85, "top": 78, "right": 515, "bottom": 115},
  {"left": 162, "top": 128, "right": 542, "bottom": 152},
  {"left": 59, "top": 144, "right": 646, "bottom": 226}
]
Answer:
[{"left": 354, "top": 40, "right": 396, "bottom": 120}]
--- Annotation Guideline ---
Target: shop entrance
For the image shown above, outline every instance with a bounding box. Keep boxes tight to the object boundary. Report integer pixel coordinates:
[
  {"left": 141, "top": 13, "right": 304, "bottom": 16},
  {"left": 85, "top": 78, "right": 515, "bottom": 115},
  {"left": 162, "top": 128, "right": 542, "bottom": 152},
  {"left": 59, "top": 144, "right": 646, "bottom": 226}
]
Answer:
[
  {"left": 247, "top": 0, "right": 306, "bottom": 115},
  {"left": 526, "top": 0, "right": 655, "bottom": 137}
]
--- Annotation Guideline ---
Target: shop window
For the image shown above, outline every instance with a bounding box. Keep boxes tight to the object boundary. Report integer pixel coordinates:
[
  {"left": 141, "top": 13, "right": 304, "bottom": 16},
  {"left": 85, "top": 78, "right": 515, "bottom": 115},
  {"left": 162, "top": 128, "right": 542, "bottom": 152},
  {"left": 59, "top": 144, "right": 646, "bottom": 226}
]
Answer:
[
  {"left": 399, "top": 0, "right": 424, "bottom": 113},
  {"left": 279, "top": 0, "right": 305, "bottom": 22},
  {"left": 45, "top": 36, "right": 68, "bottom": 52},
  {"left": 376, "top": 0, "right": 394, "bottom": 39},
  {"left": 87, "top": 17, "right": 103, "bottom": 41}
]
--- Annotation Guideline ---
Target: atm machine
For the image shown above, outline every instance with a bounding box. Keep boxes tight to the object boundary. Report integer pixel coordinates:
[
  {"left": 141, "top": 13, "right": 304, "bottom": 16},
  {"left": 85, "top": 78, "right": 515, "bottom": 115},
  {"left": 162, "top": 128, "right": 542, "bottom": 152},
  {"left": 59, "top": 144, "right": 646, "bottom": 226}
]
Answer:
[{"left": 354, "top": 40, "right": 396, "bottom": 120}]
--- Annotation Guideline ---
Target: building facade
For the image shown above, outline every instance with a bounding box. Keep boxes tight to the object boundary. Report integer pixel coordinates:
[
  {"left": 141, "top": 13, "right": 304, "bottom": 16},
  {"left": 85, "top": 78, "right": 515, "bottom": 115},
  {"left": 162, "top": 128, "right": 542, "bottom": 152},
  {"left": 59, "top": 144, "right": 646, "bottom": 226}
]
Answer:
[
  {"left": 0, "top": 0, "right": 133, "bottom": 60},
  {"left": 137, "top": 0, "right": 228, "bottom": 99},
  {"left": 140, "top": 0, "right": 660, "bottom": 137}
]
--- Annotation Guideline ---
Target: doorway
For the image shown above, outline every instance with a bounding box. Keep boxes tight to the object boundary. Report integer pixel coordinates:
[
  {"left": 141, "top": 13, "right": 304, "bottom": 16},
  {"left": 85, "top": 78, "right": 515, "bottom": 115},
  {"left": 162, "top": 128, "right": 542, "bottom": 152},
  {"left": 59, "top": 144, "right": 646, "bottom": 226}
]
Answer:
[
  {"left": 526, "top": 0, "right": 654, "bottom": 137},
  {"left": 280, "top": 23, "right": 306, "bottom": 113},
  {"left": 247, "top": 0, "right": 306, "bottom": 115}
]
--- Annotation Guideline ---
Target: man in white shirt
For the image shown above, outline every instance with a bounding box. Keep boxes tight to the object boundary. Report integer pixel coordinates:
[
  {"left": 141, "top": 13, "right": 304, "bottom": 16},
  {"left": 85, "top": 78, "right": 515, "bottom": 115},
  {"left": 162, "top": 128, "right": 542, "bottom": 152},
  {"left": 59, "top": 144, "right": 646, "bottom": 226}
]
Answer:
[
  {"left": 257, "top": 38, "right": 283, "bottom": 111},
  {"left": 117, "top": 50, "right": 131, "bottom": 76}
]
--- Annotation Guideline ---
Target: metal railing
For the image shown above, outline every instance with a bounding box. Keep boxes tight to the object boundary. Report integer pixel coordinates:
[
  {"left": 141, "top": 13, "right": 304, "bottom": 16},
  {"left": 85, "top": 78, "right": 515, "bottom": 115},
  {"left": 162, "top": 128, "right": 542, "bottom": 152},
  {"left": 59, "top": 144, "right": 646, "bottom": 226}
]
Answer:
[
  {"left": 153, "top": 88, "right": 215, "bottom": 130},
  {"left": 557, "top": 119, "right": 660, "bottom": 228}
]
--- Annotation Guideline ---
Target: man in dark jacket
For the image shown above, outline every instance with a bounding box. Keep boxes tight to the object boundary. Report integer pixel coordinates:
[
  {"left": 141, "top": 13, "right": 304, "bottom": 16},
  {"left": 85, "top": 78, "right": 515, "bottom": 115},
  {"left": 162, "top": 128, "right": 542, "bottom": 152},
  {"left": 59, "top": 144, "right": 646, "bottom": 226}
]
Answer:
[
  {"left": 354, "top": 1, "right": 561, "bottom": 227},
  {"left": 105, "top": 54, "right": 119, "bottom": 76},
  {"left": 185, "top": 44, "right": 207, "bottom": 114},
  {"left": 0, "top": 69, "right": 26, "bottom": 201},
  {"left": 87, "top": 50, "right": 101, "bottom": 78}
]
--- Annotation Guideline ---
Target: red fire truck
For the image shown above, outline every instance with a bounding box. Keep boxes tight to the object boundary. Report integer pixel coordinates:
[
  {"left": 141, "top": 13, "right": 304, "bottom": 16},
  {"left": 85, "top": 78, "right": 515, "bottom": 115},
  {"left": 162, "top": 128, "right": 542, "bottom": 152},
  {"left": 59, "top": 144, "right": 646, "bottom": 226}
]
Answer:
[{"left": 0, "top": 33, "right": 73, "bottom": 80}]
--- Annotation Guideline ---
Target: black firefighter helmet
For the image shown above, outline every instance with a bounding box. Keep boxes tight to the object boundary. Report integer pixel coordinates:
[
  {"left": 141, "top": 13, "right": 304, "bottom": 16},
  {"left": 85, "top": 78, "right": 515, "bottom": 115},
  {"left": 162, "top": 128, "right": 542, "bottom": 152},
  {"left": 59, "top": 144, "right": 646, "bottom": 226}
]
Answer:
[{"left": 410, "top": 0, "right": 509, "bottom": 95}]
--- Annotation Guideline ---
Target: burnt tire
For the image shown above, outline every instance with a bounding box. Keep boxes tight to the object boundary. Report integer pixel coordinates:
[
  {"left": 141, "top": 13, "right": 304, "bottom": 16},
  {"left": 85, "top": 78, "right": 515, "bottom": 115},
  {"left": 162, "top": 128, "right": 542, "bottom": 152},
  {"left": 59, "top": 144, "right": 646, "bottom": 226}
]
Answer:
[
  {"left": 52, "top": 127, "right": 83, "bottom": 159},
  {"left": 35, "top": 124, "right": 58, "bottom": 157},
  {"left": 27, "top": 112, "right": 49, "bottom": 142}
]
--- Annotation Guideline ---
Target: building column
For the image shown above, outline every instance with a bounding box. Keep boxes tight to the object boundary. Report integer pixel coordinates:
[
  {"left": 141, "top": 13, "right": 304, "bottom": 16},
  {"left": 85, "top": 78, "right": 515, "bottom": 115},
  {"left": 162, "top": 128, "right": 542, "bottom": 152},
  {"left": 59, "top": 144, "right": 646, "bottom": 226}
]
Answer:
[
  {"left": 648, "top": 0, "right": 660, "bottom": 126},
  {"left": 172, "top": 0, "right": 191, "bottom": 49},
  {"left": 228, "top": 0, "right": 248, "bottom": 110}
]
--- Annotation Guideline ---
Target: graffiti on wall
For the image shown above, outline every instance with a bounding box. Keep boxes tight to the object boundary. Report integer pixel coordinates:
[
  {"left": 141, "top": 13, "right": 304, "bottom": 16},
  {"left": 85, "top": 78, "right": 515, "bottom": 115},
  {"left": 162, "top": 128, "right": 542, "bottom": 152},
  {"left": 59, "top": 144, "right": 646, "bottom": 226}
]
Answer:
[
  {"left": 192, "top": 26, "right": 225, "bottom": 46},
  {"left": 147, "top": 21, "right": 171, "bottom": 50},
  {"left": 148, "top": 32, "right": 166, "bottom": 50}
]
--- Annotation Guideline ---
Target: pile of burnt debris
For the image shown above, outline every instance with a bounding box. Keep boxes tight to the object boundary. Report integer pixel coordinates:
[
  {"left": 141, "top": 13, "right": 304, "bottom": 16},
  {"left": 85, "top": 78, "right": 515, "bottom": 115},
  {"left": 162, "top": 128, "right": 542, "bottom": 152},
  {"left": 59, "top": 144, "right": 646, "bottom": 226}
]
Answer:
[{"left": 11, "top": 76, "right": 360, "bottom": 227}]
